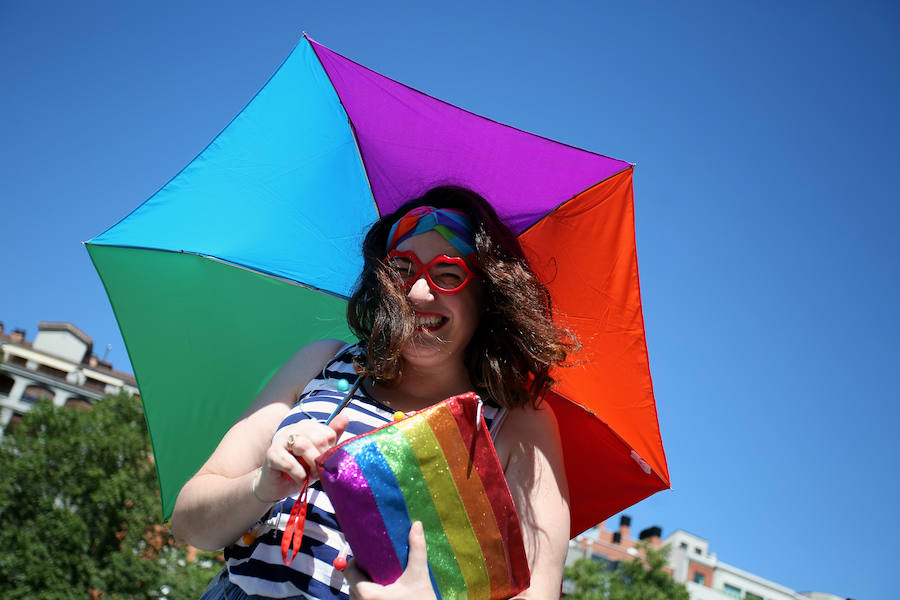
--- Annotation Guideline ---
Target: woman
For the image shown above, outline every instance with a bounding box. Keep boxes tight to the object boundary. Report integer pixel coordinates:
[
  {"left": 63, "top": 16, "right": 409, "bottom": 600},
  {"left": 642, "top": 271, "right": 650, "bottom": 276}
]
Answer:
[{"left": 172, "top": 186, "right": 575, "bottom": 599}]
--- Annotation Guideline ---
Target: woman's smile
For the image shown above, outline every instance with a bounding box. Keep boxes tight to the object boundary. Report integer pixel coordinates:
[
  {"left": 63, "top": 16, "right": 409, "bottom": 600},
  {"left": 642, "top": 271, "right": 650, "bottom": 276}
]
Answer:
[{"left": 413, "top": 311, "right": 447, "bottom": 332}]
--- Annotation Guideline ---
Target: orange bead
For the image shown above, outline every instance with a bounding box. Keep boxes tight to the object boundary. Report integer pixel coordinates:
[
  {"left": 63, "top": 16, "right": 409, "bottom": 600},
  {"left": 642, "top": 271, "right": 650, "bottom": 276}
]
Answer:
[
  {"left": 393, "top": 411, "right": 405, "bottom": 420},
  {"left": 242, "top": 532, "right": 257, "bottom": 545}
]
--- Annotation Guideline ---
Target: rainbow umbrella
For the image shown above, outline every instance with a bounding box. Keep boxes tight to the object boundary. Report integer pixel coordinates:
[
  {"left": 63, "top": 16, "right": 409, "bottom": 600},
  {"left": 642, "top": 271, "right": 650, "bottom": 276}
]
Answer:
[{"left": 86, "top": 36, "right": 669, "bottom": 536}]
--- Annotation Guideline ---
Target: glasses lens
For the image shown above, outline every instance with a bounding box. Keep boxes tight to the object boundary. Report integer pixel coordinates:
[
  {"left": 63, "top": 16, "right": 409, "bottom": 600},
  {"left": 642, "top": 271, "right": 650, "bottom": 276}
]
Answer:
[
  {"left": 427, "top": 260, "right": 469, "bottom": 291},
  {"left": 385, "top": 256, "right": 417, "bottom": 283}
]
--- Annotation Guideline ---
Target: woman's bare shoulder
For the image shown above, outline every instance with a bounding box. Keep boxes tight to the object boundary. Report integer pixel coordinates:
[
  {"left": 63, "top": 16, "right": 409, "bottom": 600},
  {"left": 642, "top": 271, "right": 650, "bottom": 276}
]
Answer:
[
  {"left": 493, "top": 401, "right": 563, "bottom": 471},
  {"left": 500, "top": 401, "right": 560, "bottom": 440}
]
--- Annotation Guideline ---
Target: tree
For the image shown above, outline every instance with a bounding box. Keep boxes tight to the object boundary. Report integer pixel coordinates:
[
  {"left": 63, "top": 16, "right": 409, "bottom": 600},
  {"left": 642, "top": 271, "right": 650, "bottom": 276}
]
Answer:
[
  {"left": 0, "top": 393, "right": 221, "bottom": 599},
  {"left": 564, "top": 556, "right": 612, "bottom": 600},
  {"left": 564, "top": 544, "right": 690, "bottom": 600}
]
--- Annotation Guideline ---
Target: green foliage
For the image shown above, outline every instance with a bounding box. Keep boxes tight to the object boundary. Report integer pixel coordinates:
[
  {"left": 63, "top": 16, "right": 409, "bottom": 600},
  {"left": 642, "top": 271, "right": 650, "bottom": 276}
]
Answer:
[
  {"left": 0, "top": 393, "right": 222, "bottom": 599},
  {"left": 564, "top": 556, "right": 611, "bottom": 600},
  {"left": 564, "top": 544, "right": 690, "bottom": 600}
]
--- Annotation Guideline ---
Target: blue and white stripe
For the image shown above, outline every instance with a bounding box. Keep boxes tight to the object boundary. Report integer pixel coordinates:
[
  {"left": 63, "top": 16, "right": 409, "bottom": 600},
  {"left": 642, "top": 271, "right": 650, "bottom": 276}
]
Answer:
[{"left": 222, "top": 344, "right": 505, "bottom": 599}]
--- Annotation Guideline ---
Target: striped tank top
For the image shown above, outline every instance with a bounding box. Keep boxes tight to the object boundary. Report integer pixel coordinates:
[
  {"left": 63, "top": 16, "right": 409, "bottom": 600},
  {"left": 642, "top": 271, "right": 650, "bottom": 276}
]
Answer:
[{"left": 223, "top": 344, "right": 508, "bottom": 599}]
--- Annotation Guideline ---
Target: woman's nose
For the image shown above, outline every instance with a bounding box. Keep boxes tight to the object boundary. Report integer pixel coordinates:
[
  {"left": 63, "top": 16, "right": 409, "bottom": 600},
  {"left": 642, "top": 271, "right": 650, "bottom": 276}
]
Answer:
[{"left": 407, "top": 276, "right": 434, "bottom": 303}]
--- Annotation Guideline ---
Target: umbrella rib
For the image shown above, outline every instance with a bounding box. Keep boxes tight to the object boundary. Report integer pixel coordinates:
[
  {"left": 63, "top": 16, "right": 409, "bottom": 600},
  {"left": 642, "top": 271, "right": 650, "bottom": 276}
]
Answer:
[
  {"left": 85, "top": 243, "right": 350, "bottom": 301},
  {"left": 87, "top": 42, "right": 305, "bottom": 244},
  {"left": 203, "top": 255, "right": 351, "bottom": 300},
  {"left": 516, "top": 164, "right": 635, "bottom": 238},
  {"left": 548, "top": 391, "right": 670, "bottom": 489},
  {"left": 306, "top": 34, "right": 382, "bottom": 220},
  {"left": 305, "top": 35, "right": 634, "bottom": 165}
]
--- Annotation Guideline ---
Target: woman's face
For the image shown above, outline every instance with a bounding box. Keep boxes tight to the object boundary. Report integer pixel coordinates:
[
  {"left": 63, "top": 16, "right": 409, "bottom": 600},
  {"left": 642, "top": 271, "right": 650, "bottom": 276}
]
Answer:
[{"left": 391, "top": 230, "right": 483, "bottom": 369}]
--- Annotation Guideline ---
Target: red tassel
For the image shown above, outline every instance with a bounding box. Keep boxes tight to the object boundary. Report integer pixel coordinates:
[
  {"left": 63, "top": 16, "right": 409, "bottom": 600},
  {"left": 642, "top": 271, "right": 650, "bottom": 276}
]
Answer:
[{"left": 281, "top": 457, "right": 311, "bottom": 565}]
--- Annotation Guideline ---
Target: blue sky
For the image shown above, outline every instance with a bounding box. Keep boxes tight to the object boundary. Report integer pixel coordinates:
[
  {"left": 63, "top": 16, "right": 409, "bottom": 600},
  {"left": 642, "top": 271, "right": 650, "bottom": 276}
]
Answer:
[{"left": 2, "top": 2, "right": 897, "bottom": 599}]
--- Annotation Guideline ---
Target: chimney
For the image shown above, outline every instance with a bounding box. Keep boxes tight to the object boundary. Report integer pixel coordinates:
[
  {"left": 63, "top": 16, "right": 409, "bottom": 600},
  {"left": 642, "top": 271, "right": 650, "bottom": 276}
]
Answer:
[
  {"left": 0, "top": 322, "right": 4, "bottom": 334},
  {"left": 11, "top": 329, "right": 25, "bottom": 343},
  {"left": 618, "top": 515, "right": 631, "bottom": 542},
  {"left": 639, "top": 526, "right": 663, "bottom": 548}
]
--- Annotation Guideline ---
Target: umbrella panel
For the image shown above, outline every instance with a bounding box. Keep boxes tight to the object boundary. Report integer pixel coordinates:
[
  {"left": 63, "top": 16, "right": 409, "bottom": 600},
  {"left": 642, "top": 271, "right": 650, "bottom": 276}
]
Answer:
[
  {"left": 308, "top": 37, "right": 631, "bottom": 233},
  {"left": 86, "top": 244, "right": 352, "bottom": 519},
  {"left": 89, "top": 36, "right": 376, "bottom": 298},
  {"left": 520, "top": 168, "right": 667, "bottom": 481},
  {"left": 545, "top": 392, "right": 669, "bottom": 536},
  {"left": 520, "top": 168, "right": 669, "bottom": 535}
]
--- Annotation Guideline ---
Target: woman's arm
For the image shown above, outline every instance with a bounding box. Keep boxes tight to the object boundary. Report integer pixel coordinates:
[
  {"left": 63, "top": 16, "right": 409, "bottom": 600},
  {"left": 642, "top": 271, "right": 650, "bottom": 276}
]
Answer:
[
  {"left": 498, "top": 402, "right": 570, "bottom": 599},
  {"left": 170, "top": 338, "right": 348, "bottom": 550}
]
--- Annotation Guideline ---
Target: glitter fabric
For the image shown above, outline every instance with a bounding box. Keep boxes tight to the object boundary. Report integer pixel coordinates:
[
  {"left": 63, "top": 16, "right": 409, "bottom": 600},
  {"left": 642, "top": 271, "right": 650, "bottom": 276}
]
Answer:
[
  {"left": 344, "top": 439, "right": 411, "bottom": 569},
  {"left": 445, "top": 397, "right": 530, "bottom": 593},
  {"left": 397, "top": 416, "right": 490, "bottom": 598},
  {"left": 426, "top": 405, "right": 511, "bottom": 598},
  {"left": 324, "top": 449, "right": 403, "bottom": 580},
  {"left": 318, "top": 393, "right": 530, "bottom": 599},
  {"left": 373, "top": 426, "right": 464, "bottom": 594}
]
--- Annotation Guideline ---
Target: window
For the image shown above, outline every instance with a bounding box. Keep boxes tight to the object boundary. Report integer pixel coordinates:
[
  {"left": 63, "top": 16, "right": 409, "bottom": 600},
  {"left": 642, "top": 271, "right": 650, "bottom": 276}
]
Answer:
[
  {"left": 745, "top": 593, "right": 763, "bottom": 600},
  {"left": 4, "top": 412, "right": 23, "bottom": 434},
  {"left": 84, "top": 377, "right": 106, "bottom": 392},
  {"left": 694, "top": 547, "right": 702, "bottom": 555},
  {"left": 692, "top": 572, "right": 705, "bottom": 585},
  {"left": 679, "top": 542, "right": 688, "bottom": 550},
  {"left": 0, "top": 373, "right": 13, "bottom": 395},
  {"left": 65, "top": 397, "right": 93, "bottom": 412},
  {"left": 723, "top": 584, "right": 741, "bottom": 598},
  {"left": 37, "top": 364, "right": 67, "bottom": 379},
  {"left": 22, "top": 385, "right": 53, "bottom": 404}
]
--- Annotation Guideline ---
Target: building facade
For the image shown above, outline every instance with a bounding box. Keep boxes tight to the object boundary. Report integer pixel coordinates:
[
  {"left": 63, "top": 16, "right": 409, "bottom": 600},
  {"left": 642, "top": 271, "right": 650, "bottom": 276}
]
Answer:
[
  {"left": 0, "top": 321, "right": 138, "bottom": 437},
  {"left": 565, "top": 517, "right": 847, "bottom": 600}
]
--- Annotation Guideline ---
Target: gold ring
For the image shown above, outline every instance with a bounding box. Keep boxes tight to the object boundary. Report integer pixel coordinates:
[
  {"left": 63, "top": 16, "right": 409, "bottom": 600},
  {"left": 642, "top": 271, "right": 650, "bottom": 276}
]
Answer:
[{"left": 286, "top": 434, "right": 295, "bottom": 453}]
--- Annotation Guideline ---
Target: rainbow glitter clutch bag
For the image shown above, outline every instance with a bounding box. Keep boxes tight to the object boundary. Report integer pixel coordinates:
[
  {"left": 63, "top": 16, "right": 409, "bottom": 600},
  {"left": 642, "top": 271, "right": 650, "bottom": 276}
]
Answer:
[{"left": 317, "top": 392, "right": 530, "bottom": 599}]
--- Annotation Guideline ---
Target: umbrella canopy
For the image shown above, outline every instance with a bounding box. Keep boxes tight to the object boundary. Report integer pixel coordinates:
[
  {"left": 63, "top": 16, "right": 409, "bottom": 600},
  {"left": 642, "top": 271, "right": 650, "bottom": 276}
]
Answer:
[{"left": 86, "top": 35, "right": 669, "bottom": 537}]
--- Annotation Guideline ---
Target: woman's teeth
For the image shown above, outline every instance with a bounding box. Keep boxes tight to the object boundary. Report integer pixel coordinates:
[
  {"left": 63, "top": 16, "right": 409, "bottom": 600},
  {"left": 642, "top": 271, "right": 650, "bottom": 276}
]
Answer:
[{"left": 415, "top": 314, "right": 446, "bottom": 330}]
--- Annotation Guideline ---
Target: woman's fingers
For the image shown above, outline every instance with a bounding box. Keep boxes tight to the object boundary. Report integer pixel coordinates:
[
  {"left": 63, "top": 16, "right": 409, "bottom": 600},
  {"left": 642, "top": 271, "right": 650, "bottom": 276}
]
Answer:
[
  {"left": 272, "top": 443, "right": 310, "bottom": 481},
  {"left": 343, "top": 559, "right": 379, "bottom": 600},
  {"left": 398, "top": 521, "right": 429, "bottom": 582},
  {"left": 255, "top": 417, "right": 348, "bottom": 500},
  {"left": 341, "top": 522, "right": 435, "bottom": 600},
  {"left": 278, "top": 417, "right": 348, "bottom": 479},
  {"left": 342, "top": 558, "right": 365, "bottom": 587},
  {"left": 329, "top": 413, "right": 350, "bottom": 439}
]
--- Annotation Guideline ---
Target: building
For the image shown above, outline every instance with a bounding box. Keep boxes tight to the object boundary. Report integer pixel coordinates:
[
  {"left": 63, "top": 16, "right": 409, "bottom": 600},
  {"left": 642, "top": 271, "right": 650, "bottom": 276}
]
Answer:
[
  {"left": 563, "top": 515, "right": 667, "bottom": 595},
  {"left": 565, "top": 517, "right": 848, "bottom": 600},
  {"left": 0, "top": 321, "right": 138, "bottom": 437},
  {"left": 566, "top": 515, "right": 664, "bottom": 567},
  {"left": 663, "top": 529, "right": 848, "bottom": 600}
]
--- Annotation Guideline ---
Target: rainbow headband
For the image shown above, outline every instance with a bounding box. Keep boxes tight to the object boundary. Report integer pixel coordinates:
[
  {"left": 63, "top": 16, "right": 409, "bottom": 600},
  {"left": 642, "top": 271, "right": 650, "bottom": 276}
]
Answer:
[{"left": 386, "top": 206, "right": 475, "bottom": 256}]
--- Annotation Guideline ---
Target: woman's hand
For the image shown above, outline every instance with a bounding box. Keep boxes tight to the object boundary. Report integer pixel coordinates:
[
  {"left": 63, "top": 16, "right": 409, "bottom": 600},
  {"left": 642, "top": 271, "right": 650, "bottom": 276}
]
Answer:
[
  {"left": 252, "top": 415, "right": 350, "bottom": 503},
  {"left": 344, "top": 521, "right": 437, "bottom": 600}
]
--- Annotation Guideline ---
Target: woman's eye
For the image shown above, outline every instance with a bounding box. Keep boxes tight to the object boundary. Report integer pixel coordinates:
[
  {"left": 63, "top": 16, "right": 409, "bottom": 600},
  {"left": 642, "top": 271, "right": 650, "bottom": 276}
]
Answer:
[
  {"left": 431, "top": 266, "right": 465, "bottom": 286},
  {"left": 387, "top": 259, "right": 415, "bottom": 278}
]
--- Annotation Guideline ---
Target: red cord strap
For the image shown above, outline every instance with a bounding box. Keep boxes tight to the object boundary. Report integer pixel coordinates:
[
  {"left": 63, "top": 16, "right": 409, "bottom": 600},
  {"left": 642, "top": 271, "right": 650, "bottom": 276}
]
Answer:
[{"left": 281, "top": 457, "right": 311, "bottom": 565}]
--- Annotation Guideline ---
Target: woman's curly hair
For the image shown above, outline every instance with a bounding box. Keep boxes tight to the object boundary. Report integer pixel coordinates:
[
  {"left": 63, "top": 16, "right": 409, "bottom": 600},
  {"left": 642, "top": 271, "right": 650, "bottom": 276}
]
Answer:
[{"left": 347, "top": 186, "right": 577, "bottom": 408}]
